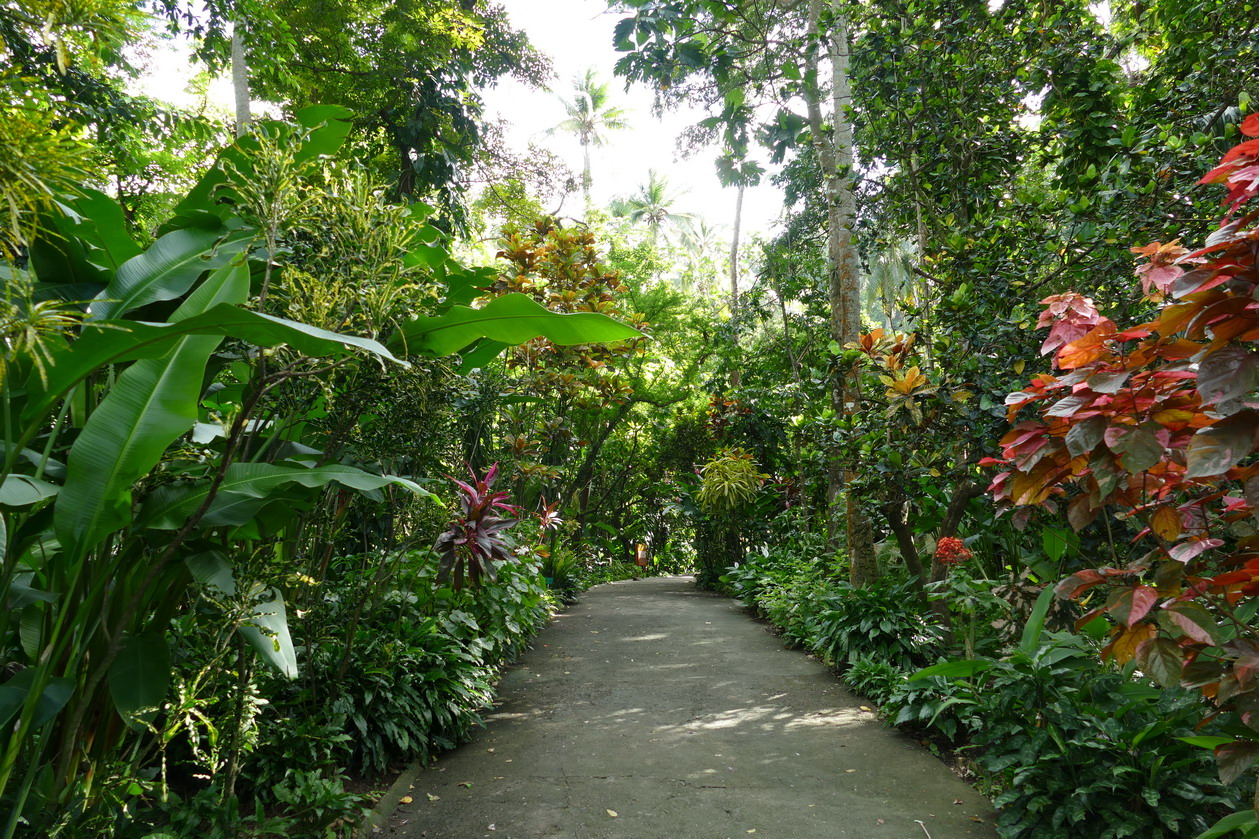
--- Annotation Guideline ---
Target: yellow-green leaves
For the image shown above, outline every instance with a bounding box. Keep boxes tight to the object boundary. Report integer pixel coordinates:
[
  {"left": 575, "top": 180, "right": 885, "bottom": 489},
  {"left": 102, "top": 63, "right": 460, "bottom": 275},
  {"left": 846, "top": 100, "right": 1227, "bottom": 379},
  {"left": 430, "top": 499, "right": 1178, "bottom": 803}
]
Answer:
[{"left": 697, "top": 447, "right": 767, "bottom": 514}]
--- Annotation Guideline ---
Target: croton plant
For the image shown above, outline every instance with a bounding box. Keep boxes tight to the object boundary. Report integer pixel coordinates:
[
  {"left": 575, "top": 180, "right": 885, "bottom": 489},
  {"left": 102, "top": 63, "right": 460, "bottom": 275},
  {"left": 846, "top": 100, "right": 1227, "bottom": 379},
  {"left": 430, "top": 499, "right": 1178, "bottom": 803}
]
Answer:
[{"left": 987, "top": 114, "right": 1259, "bottom": 792}]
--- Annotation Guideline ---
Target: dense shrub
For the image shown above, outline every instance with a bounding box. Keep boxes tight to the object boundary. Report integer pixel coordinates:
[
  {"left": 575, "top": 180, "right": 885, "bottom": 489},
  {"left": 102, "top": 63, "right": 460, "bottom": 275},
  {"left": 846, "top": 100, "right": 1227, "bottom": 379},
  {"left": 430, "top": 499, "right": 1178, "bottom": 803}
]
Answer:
[
  {"left": 133, "top": 549, "right": 556, "bottom": 838},
  {"left": 893, "top": 631, "right": 1250, "bottom": 837},
  {"left": 973, "top": 636, "right": 1244, "bottom": 838},
  {"left": 843, "top": 655, "right": 904, "bottom": 705},
  {"left": 808, "top": 579, "right": 945, "bottom": 670}
]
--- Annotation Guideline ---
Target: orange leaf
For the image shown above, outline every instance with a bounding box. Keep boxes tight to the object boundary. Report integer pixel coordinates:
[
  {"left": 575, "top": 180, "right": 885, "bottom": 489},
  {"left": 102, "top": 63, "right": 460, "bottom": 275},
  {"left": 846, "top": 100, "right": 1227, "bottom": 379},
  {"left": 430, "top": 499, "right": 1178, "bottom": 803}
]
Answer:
[
  {"left": 1103, "top": 623, "right": 1157, "bottom": 664},
  {"left": 1152, "top": 409, "right": 1196, "bottom": 428},
  {"left": 1151, "top": 506, "right": 1183, "bottom": 541}
]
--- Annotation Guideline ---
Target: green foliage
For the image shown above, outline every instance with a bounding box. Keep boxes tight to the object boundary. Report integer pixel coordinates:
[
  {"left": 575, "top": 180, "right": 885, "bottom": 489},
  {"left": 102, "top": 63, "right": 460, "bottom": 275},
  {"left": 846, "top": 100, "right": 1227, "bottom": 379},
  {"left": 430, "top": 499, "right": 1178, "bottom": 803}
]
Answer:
[
  {"left": 326, "top": 617, "right": 493, "bottom": 776},
  {"left": 0, "top": 93, "right": 638, "bottom": 834},
  {"left": 721, "top": 541, "right": 946, "bottom": 667},
  {"left": 809, "top": 580, "right": 945, "bottom": 671},
  {"left": 843, "top": 655, "right": 904, "bottom": 705},
  {"left": 697, "top": 446, "right": 765, "bottom": 514},
  {"left": 967, "top": 637, "right": 1244, "bottom": 838}
]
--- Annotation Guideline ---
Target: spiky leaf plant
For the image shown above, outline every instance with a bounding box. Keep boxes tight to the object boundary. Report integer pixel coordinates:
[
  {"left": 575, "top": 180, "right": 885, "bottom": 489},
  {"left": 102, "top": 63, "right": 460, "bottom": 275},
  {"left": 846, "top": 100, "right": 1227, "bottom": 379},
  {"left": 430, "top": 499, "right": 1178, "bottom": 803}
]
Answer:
[{"left": 434, "top": 463, "right": 520, "bottom": 590}]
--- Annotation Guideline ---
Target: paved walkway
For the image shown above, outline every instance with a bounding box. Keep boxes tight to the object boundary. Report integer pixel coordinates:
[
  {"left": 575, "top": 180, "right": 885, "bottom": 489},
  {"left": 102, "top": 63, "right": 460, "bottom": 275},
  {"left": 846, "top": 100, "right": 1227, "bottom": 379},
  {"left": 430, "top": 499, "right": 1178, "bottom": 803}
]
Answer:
[{"left": 382, "top": 576, "right": 997, "bottom": 839}]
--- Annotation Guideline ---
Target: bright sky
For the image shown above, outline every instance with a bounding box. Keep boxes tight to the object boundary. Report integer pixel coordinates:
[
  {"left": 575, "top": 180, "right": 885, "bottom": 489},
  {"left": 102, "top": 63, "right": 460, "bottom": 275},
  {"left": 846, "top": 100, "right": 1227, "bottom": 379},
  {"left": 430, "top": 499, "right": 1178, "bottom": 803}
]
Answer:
[
  {"left": 484, "top": 0, "right": 783, "bottom": 237},
  {"left": 135, "top": 0, "right": 784, "bottom": 239}
]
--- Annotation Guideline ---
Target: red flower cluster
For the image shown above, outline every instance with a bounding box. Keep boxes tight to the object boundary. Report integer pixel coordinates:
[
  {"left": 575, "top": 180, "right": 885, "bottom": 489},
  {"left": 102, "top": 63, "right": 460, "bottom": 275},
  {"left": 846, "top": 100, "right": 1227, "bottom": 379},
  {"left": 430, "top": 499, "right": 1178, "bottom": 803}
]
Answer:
[{"left": 934, "top": 536, "right": 973, "bottom": 566}]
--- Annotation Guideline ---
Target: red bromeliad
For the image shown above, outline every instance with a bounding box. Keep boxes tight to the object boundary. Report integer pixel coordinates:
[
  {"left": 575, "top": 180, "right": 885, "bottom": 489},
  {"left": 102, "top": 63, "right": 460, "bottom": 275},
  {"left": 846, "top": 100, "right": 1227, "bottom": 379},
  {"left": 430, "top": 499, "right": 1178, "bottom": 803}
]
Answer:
[{"left": 984, "top": 114, "right": 1259, "bottom": 788}]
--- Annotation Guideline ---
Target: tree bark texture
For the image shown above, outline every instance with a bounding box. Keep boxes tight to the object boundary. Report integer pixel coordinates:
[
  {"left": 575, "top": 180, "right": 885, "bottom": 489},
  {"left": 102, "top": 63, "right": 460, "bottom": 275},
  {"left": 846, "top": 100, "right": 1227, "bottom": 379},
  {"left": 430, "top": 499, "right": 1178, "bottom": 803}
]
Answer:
[
  {"left": 804, "top": 0, "right": 876, "bottom": 583},
  {"left": 231, "top": 25, "right": 251, "bottom": 138},
  {"left": 729, "top": 182, "right": 745, "bottom": 387}
]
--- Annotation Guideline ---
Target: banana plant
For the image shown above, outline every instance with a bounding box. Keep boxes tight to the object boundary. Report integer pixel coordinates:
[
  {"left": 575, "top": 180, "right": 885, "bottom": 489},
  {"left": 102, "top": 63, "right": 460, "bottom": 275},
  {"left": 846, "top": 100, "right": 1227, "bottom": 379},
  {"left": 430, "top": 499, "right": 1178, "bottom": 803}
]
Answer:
[{"left": 0, "top": 104, "right": 641, "bottom": 830}]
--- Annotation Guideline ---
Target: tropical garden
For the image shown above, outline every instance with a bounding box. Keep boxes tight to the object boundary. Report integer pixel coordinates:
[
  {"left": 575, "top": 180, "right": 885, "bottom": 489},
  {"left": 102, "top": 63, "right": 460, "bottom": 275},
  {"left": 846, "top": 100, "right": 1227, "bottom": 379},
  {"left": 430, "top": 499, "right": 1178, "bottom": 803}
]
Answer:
[{"left": 2, "top": 0, "right": 1258, "bottom": 836}]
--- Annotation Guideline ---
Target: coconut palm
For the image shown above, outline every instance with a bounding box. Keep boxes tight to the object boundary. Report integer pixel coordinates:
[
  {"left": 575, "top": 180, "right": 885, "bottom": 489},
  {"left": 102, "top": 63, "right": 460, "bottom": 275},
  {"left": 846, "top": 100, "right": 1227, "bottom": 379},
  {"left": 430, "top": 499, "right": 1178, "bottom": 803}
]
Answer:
[
  {"left": 549, "top": 69, "right": 630, "bottom": 206},
  {"left": 681, "top": 218, "right": 726, "bottom": 260},
  {"left": 610, "top": 169, "right": 695, "bottom": 245}
]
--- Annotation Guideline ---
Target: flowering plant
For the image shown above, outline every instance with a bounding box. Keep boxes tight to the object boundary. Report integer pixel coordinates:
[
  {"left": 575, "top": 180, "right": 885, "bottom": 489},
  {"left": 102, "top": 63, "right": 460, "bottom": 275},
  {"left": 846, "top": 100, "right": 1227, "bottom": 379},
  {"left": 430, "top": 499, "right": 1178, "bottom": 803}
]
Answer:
[{"left": 933, "top": 536, "right": 973, "bottom": 566}]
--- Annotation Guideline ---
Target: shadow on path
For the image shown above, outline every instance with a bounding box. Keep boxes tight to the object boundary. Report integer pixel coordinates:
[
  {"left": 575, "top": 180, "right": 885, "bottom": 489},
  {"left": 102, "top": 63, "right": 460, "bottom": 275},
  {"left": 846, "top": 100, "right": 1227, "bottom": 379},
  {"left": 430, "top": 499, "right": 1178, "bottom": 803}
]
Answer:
[{"left": 381, "top": 575, "right": 997, "bottom": 839}]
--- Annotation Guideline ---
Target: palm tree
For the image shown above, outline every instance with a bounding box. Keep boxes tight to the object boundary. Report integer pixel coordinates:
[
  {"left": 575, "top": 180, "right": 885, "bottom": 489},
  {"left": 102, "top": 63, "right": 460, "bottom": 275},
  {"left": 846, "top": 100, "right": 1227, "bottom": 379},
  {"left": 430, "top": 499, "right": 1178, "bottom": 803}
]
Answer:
[
  {"left": 610, "top": 170, "right": 695, "bottom": 245},
  {"left": 549, "top": 69, "right": 630, "bottom": 206}
]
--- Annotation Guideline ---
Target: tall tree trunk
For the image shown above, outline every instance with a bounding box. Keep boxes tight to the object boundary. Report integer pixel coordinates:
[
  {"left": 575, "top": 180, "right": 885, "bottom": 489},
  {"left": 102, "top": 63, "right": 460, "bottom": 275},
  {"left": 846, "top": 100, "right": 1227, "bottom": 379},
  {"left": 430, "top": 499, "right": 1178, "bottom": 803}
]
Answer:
[
  {"left": 777, "top": 285, "right": 811, "bottom": 523},
  {"left": 729, "top": 183, "right": 745, "bottom": 387},
  {"left": 581, "top": 142, "right": 592, "bottom": 208},
  {"left": 231, "top": 24, "right": 251, "bottom": 138},
  {"left": 729, "top": 183, "right": 744, "bottom": 308},
  {"left": 804, "top": 0, "right": 876, "bottom": 584}
]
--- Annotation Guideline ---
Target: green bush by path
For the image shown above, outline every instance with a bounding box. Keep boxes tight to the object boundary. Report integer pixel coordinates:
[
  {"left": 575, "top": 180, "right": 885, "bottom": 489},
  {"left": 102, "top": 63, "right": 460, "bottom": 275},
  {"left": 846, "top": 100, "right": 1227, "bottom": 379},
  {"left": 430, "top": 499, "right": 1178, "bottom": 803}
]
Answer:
[
  {"left": 721, "top": 544, "right": 1251, "bottom": 838},
  {"left": 130, "top": 548, "right": 555, "bottom": 839}
]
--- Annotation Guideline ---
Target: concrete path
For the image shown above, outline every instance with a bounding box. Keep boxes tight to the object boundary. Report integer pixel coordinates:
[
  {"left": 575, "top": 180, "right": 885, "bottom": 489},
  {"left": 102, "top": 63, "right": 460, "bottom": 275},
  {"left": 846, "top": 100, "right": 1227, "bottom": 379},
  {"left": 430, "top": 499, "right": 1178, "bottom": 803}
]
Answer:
[{"left": 381, "top": 576, "right": 998, "bottom": 839}]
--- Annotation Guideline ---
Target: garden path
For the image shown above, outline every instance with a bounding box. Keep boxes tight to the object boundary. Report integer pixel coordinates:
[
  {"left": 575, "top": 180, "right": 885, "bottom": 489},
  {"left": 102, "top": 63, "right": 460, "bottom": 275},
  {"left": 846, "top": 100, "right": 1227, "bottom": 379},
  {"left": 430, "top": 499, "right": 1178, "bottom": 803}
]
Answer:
[{"left": 379, "top": 575, "right": 997, "bottom": 839}]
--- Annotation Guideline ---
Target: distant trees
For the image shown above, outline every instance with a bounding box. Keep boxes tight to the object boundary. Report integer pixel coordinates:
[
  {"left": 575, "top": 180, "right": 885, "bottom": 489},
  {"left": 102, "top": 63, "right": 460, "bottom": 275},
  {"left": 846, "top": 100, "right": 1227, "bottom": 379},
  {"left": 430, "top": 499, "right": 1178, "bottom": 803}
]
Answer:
[
  {"left": 610, "top": 169, "right": 695, "bottom": 244},
  {"left": 549, "top": 68, "right": 630, "bottom": 206}
]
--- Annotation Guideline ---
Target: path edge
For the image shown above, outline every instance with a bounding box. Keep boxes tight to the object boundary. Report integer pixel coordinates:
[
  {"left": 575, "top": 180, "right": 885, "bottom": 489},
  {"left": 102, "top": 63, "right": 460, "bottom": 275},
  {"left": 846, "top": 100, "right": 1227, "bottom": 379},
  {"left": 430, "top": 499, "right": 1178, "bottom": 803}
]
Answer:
[{"left": 355, "top": 758, "right": 424, "bottom": 838}]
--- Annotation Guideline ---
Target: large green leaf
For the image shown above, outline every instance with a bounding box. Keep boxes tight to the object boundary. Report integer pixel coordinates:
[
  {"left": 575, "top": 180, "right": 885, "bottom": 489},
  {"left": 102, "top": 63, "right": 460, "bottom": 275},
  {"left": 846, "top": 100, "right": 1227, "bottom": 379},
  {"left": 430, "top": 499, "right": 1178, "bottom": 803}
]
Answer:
[
  {"left": 1019, "top": 585, "right": 1056, "bottom": 654},
  {"left": 88, "top": 226, "right": 252, "bottom": 321},
  {"left": 29, "top": 223, "right": 106, "bottom": 287},
  {"left": 457, "top": 339, "right": 509, "bottom": 373},
  {"left": 387, "top": 292, "right": 641, "bottom": 357},
  {"left": 186, "top": 552, "right": 298, "bottom": 678},
  {"left": 1195, "top": 810, "right": 1259, "bottom": 839},
  {"left": 0, "top": 475, "right": 59, "bottom": 507},
  {"left": 0, "top": 669, "right": 74, "bottom": 730},
  {"left": 141, "top": 463, "right": 432, "bottom": 530},
  {"left": 24, "top": 304, "right": 404, "bottom": 427},
  {"left": 909, "top": 659, "right": 993, "bottom": 680},
  {"left": 54, "top": 189, "right": 142, "bottom": 271},
  {"left": 54, "top": 261, "right": 250, "bottom": 555},
  {"left": 108, "top": 631, "right": 170, "bottom": 730}
]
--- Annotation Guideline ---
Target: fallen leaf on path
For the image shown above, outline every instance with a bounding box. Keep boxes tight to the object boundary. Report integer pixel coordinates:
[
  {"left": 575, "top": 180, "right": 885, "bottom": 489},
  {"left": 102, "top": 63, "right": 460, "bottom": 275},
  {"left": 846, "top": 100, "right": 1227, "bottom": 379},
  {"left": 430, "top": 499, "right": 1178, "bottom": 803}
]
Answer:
[
  {"left": 607, "top": 809, "right": 618, "bottom": 818},
  {"left": 399, "top": 796, "right": 413, "bottom": 804},
  {"left": 845, "top": 769, "right": 856, "bottom": 773},
  {"left": 459, "top": 782, "right": 473, "bottom": 789},
  {"left": 426, "top": 793, "right": 440, "bottom": 801},
  {"left": 953, "top": 799, "right": 963, "bottom": 805},
  {"left": 859, "top": 705, "right": 872, "bottom": 711}
]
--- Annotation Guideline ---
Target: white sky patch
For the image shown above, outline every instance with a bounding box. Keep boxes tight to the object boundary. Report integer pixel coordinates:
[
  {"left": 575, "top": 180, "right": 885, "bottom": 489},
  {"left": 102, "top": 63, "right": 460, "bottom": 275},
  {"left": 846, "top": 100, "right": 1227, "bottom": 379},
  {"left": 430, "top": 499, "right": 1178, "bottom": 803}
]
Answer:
[
  {"left": 132, "top": 0, "right": 786, "bottom": 239},
  {"left": 485, "top": 0, "right": 784, "bottom": 237}
]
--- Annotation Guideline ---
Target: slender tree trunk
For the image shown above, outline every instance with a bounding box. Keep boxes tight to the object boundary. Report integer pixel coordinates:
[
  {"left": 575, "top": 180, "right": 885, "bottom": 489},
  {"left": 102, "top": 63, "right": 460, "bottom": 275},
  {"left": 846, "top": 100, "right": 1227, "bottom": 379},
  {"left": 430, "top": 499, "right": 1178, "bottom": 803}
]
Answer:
[
  {"left": 729, "top": 183, "right": 745, "bottom": 387},
  {"left": 582, "top": 142, "right": 592, "bottom": 208},
  {"left": 231, "top": 24, "right": 251, "bottom": 138},
  {"left": 804, "top": 0, "right": 876, "bottom": 584},
  {"left": 729, "top": 184, "right": 744, "bottom": 309},
  {"left": 777, "top": 286, "right": 810, "bottom": 523}
]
